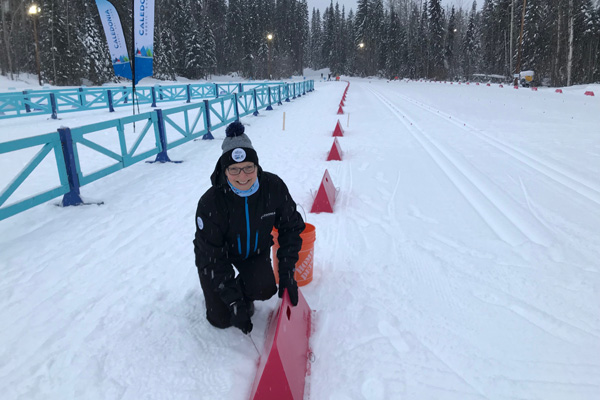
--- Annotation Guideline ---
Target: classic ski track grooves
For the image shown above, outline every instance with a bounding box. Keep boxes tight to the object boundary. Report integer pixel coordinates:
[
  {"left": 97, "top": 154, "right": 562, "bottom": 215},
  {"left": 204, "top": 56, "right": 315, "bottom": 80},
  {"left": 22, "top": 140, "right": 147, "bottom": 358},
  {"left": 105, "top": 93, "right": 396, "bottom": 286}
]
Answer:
[
  {"left": 394, "top": 92, "right": 600, "bottom": 206},
  {"left": 368, "top": 88, "right": 554, "bottom": 247}
]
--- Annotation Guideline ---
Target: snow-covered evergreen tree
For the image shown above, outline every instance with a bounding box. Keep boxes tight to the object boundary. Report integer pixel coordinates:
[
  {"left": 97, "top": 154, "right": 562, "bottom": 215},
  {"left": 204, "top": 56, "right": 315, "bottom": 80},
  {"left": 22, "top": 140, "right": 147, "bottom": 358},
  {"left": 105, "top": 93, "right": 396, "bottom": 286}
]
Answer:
[
  {"left": 171, "top": 0, "right": 194, "bottom": 76},
  {"left": 406, "top": 2, "right": 422, "bottom": 78},
  {"left": 372, "top": 0, "right": 385, "bottom": 74},
  {"left": 445, "top": 6, "right": 457, "bottom": 79},
  {"left": 463, "top": 1, "right": 480, "bottom": 79},
  {"left": 225, "top": 0, "right": 245, "bottom": 74},
  {"left": 418, "top": 1, "right": 429, "bottom": 77},
  {"left": 153, "top": 1, "right": 176, "bottom": 81},
  {"left": 309, "top": 8, "right": 323, "bottom": 69},
  {"left": 38, "top": 0, "right": 70, "bottom": 85},
  {"left": 386, "top": 6, "right": 403, "bottom": 79},
  {"left": 242, "top": 0, "right": 260, "bottom": 78},
  {"left": 521, "top": 1, "right": 554, "bottom": 80},
  {"left": 205, "top": 0, "right": 227, "bottom": 75},
  {"left": 345, "top": 9, "right": 356, "bottom": 74},
  {"left": 184, "top": 20, "right": 205, "bottom": 79},
  {"left": 479, "top": 0, "right": 496, "bottom": 74},
  {"left": 201, "top": 14, "right": 217, "bottom": 79},
  {"left": 81, "top": 3, "right": 114, "bottom": 85},
  {"left": 428, "top": 0, "right": 445, "bottom": 79}
]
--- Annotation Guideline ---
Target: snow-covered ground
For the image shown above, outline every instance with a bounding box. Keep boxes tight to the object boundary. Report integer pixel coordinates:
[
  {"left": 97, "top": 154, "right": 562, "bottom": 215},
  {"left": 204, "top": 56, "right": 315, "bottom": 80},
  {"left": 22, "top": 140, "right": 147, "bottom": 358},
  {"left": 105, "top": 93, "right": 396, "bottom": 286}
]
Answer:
[{"left": 1, "top": 71, "right": 599, "bottom": 400}]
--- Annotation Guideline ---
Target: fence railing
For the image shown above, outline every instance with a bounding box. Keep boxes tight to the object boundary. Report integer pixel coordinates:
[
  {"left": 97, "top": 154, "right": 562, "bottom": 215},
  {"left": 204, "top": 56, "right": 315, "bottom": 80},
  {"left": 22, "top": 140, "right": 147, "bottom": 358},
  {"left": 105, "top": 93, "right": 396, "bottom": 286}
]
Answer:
[
  {"left": 0, "top": 132, "right": 70, "bottom": 221},
  {"left": 0, "top": 81, "right": 314, "bottom": 221},
  {"left": 0, "top": 81, "right": 314, "bottom": 121}
]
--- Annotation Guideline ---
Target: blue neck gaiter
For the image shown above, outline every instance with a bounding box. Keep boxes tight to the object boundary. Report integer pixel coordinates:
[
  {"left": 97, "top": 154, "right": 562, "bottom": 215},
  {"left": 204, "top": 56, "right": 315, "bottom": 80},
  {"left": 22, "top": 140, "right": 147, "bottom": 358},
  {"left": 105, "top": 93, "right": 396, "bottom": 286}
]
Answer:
[{"left": 228, "top": 178, "right": 260, "bottom": 197}]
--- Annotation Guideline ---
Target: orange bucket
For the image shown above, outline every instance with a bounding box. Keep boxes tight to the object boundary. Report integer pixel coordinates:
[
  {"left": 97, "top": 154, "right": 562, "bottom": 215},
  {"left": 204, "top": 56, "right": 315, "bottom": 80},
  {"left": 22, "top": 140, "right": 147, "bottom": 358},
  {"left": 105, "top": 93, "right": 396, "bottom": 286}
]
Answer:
[{"left": 271, "top": 223, "right": 315, "bottom": 286}]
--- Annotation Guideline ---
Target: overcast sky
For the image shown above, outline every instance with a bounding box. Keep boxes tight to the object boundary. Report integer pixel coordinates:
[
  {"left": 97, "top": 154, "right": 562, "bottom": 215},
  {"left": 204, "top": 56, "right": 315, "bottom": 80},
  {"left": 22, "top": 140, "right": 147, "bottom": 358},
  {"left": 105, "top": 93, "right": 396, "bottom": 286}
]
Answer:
[{"left": 306, "top": 0, "right": 478, "bottom": 15}]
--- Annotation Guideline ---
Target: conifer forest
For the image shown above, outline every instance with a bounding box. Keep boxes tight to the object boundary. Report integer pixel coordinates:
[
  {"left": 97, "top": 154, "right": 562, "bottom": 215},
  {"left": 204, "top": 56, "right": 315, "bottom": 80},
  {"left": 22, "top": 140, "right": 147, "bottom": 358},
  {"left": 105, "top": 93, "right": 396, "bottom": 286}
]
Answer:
[{"left": 1, "top": 0, "right": 599, "bottom": 86}]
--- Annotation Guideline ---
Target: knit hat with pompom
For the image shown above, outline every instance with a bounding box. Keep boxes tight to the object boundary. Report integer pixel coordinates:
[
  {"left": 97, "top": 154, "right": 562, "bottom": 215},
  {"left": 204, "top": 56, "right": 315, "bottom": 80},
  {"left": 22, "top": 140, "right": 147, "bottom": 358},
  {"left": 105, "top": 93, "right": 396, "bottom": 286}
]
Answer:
[{"left": 219, "top": 121, "right": 259, "bottom": 170}]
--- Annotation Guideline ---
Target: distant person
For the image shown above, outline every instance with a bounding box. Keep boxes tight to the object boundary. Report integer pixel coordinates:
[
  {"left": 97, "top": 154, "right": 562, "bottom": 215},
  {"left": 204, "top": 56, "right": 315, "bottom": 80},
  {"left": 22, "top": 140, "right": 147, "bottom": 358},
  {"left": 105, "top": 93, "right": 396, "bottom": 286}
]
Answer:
[{"left": 193, "top": 121, "right": 305, "bottom": 334}]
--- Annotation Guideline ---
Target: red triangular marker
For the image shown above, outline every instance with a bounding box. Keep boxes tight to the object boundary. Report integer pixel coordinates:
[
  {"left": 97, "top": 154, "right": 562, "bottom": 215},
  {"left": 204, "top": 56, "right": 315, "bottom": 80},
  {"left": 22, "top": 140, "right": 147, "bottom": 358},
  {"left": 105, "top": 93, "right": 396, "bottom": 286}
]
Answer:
[
  {"left": 310, "top": 170, "right": 336, "bottom": 213},
  {"left": 249, "top": 289, "right": 312, "bottom": 400},
  {"left": 332, "top": 120, "right": 344, "bottom": 137},
  {"left": 327, "top": 137, "right": 343, "bottom": 161},
  {"left": 337, "top": 105, "right": 344, "bottom": 115}
]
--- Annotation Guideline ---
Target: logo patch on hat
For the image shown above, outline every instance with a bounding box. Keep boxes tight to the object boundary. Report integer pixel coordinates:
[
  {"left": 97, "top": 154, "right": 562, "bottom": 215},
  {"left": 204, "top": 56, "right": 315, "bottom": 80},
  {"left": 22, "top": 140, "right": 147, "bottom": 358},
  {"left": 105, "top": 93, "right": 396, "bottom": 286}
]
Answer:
[
  {"left": 197, "top": 217, "right": 204, "bottom": 230},
  {"left": 232, "top": 148, "right": 246, "bottom": 162}
]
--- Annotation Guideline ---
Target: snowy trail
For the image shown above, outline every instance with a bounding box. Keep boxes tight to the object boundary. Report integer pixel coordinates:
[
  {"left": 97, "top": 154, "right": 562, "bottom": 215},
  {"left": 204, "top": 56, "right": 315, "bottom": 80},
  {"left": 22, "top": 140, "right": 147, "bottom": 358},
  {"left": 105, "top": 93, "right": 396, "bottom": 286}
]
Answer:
[
  {"left": 1, "top": 77, "right": 600, "bottom": 400},
  {"left": 369, "top": 84, "right": 600, "bottom": 251},
  {"left": 388, "top": 88, "right": 600, "bottom": 207},
  {"left": 368, "top": 86, "right": 554, "bottom": 247},
  {"left": 309, "top": 82, "right": 600, "bottom": 399}
]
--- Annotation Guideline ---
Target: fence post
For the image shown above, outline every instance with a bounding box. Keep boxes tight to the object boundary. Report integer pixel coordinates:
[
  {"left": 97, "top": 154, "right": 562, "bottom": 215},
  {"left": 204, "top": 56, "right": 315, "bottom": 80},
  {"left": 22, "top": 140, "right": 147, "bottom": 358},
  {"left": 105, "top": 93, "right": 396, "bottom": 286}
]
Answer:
[
  {"left": 215, "top": 84, "right": 219, "bottom": 98},
  {"left": 253, "top": 89, "right": 259, "bottom": 116},
  {"left": 57, "top": 127, "right": 84, "bottom": 207},
  {"left": 152, "top": 109, "right": 174, "bottom": 162},
  {"left": 238, "top": 83, "right": 243, "bottom": 93},
  {"left": 202, "top": 100, "right": 214, "bottom": 140},
  {"left": 123, "top": 86, "right": 128, "bottom": 104},
  {"left": 278, "top": 86, "right": 282, "bottom": 105},
  {"left": 151, "top": 87, "right": 157, "bottom": 107},
  {"left": 186, "top": 84, "right": 191, "bottom": 103},
  {"left": 50, "top": 93, "right": 58, "bottom": 119},
  {"left": 78, "top": 88, "right": 85, "bottom": 107},
  {"left": 23, "top": 91, "right": 31, "bottom": 113},
  {"left": 266, "top": 87, "right": 273, "bottom": 110},
  {"left": 107, "top": 90, "right": 115, "bottom": 112},
  {"left": 234, "top": 93, "right": 240, "bottom": 121},
  {"left": 303, "top": 81, "right": 306, "bottom": 95}
]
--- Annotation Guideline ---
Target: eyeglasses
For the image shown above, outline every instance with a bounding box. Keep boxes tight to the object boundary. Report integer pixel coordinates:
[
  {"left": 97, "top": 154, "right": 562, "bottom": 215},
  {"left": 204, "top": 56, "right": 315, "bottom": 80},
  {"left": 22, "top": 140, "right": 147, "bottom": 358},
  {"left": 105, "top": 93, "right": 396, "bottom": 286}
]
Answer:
[{"left": 227, "top": 164, "right": 256, "bottom": 175}]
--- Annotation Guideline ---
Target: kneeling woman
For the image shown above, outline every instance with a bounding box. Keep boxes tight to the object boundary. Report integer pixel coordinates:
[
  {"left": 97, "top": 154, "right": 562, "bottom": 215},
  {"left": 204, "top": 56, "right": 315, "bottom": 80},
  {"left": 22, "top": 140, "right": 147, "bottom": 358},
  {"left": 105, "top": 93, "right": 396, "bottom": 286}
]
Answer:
[{"left": 193, "top": 121, "right": 305, "bottom": 334}]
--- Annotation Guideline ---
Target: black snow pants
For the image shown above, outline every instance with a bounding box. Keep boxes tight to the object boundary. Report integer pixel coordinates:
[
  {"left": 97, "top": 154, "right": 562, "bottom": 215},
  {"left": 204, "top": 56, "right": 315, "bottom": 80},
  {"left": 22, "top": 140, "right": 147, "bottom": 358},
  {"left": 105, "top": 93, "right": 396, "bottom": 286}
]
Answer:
[{"left": 198, "top": 252, "right": 278, "bottom": 329}]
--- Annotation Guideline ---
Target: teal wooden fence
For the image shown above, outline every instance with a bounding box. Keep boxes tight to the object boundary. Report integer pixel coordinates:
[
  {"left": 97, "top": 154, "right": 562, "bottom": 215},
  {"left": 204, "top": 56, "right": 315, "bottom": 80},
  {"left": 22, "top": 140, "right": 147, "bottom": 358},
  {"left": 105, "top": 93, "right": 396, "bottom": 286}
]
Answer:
[
  {"left": 0, "top": 81, "right": 314, "bottom": 221},
  {"left": 0, "top": 81, "right": 314, "bottom": 121}
]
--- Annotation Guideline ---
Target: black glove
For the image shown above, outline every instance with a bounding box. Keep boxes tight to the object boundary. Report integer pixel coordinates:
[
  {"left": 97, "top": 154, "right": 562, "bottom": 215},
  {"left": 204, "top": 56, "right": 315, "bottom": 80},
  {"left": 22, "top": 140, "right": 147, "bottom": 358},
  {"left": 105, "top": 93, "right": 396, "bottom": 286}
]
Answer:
[
  {"left": 229, "top": 300, "right": 253, "bottom": 334},
  {"left": 278, "top": 271, "right": 298, "bottom": 306}
]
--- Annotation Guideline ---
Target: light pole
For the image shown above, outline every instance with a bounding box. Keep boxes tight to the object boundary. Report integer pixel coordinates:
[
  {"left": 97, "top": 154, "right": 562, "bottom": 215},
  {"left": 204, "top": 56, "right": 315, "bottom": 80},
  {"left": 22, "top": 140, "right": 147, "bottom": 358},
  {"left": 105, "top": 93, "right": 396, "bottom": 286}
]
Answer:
[
  {"left": 28, "top": 4, "right": 42, "bottom": 86},
  {"left": 267, "top": 33, "right": 273, "bottom": 80},
  {"left": 358, "top": 42, "right": 365, "bottom": 76}
]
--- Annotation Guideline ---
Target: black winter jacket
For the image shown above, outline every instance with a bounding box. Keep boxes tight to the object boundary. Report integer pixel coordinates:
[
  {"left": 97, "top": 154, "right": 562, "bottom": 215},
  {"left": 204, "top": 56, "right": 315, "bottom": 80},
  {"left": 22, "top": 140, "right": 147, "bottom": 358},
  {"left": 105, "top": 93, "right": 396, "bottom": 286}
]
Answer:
[{"left": 194, "top": 164, "right": 305, "bottom": 306}]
